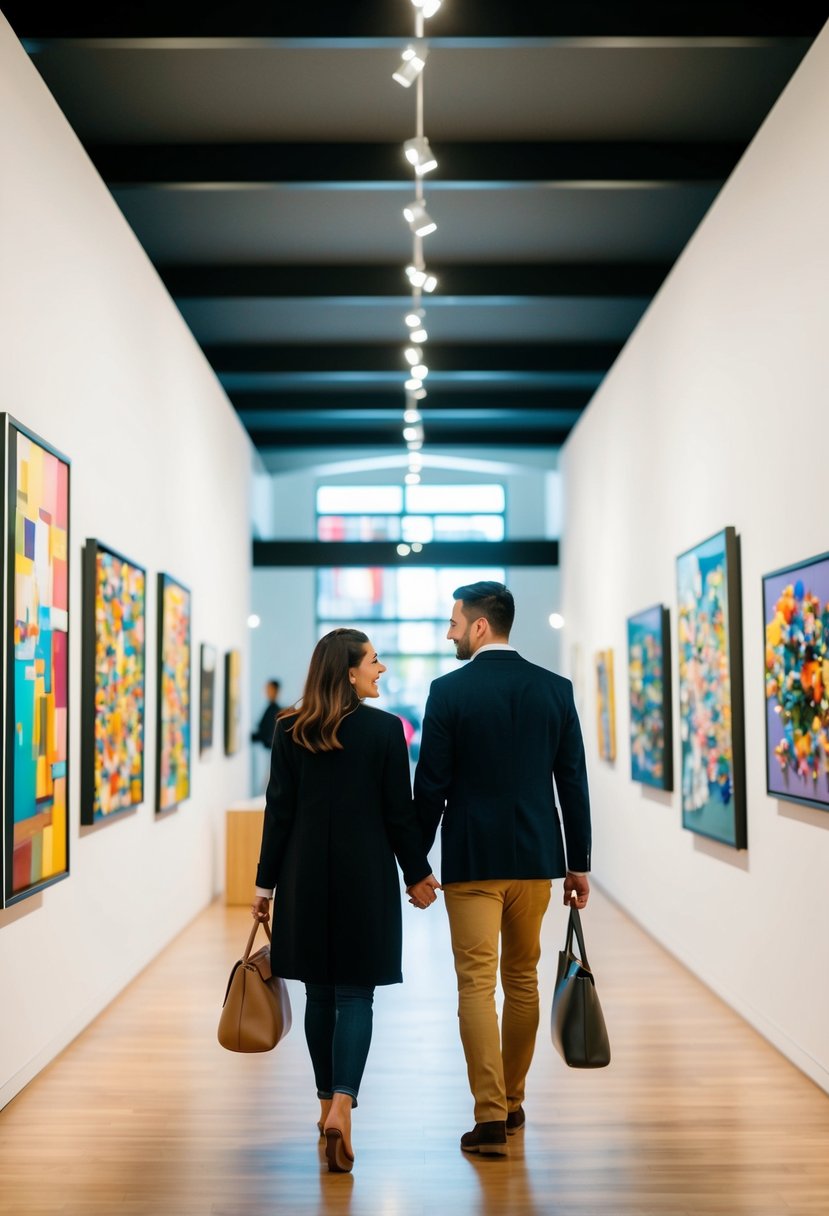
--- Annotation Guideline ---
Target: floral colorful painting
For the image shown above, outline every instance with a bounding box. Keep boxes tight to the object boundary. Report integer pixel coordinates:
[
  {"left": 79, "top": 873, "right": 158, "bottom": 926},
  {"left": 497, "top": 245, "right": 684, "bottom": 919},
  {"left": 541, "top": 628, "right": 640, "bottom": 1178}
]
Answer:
[
  {"left": 763, "top": 551, "right": 829, "bottom": 812},
  {"left": 676, "top": 527, "right": 746, "bottom": 848},
  {"left": 1, "top": 416, "right": 70, "bottom": 906},
  {"left": 627, "top": 605, "right": 673, "bottom": 790},
  {"left": 595, "top": 648, "right": 616, "bottom": 762},
  {"left": 81, "top": 541, "right": 146, "bottom": 825},
  {"left": 156, "top": 573, "right": 191, "bottom": 813},
  {"left": 199, "top": 644, "right": 217, "bottom": 756}
]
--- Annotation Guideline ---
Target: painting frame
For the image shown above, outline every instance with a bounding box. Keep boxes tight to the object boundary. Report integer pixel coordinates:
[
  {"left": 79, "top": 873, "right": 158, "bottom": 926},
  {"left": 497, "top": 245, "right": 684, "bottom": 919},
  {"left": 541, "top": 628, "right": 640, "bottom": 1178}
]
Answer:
[
  {"left": 1, "top": 414, "right": 71, "bottom": 907},
  {"left": 81, "top": 539, "right": 146, "bottom": 826},
  {"left": 156, "top": 572, "right": 191, "bottom": 815},
  {"left": 627, "top": 604, "right": 673, "bottom": 791},
  {"left": 224, "top": 648, "right": 241, "bottom": 757},
  {"left": 676, "top": 526, "right": 746, "bottom": 849},
  {"left": 595, "top": 648, "right": 616, "bottom": 763},
  {"left": 199, "top": 642, "right": 217, "bottom": 757},
  {"left": 762, "top": 549, "right": 829, "bottom": 814}
]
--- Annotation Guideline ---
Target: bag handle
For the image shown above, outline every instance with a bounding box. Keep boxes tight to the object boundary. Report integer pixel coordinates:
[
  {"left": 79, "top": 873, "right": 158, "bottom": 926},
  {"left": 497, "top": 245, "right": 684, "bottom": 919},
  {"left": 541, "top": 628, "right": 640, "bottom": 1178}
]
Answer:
[
  {"left": 243, "top": 917, "right": 272, "bottom": 962},
  {"left": 564, "top": 903, "right": 591, "bottom": 971}
]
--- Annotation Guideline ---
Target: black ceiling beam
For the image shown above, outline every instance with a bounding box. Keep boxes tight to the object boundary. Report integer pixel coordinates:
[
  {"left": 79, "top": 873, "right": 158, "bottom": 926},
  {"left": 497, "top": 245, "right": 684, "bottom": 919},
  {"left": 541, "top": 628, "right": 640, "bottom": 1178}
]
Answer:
[
  {"left": 207, "top": 342, "right": 622, "bottom": 374},
  {"left": 248, "top": 426, "right": 573, "bottom": 448},
  {"left": 8, "top": 2, "right": 826, "bottom": 38},
  {"left": 161, "top": 262, "right": 670, "bottom": 299},
  {"left": 253, "top": 539, "right": 559, "bottom": 568},
  {"left": 92, "top": 141, "right": 743, "bottom": 186},
  {"left": 230, "top": 388, "right": 593, "bottom": 412}
]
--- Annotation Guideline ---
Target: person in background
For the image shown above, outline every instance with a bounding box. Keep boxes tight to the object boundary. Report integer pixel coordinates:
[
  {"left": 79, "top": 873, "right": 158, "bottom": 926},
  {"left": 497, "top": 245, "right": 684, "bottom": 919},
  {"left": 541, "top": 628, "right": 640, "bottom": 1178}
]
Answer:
[
  {"left": 252, "top": 629, "right": 440, "bottom": 1174},
  {"left": 251, "top": 678, "right": 281, "bottom": 750},
  {"left": 410, "top": 581, "right": 592, "bottom": 1157}
]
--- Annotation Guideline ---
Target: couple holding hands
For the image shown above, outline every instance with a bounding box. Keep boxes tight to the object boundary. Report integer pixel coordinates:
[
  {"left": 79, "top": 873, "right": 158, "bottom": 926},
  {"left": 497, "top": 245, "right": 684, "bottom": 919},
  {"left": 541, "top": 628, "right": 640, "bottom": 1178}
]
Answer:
[{"left": 252, "top": 581, "right": 592, "bottom": 1174}]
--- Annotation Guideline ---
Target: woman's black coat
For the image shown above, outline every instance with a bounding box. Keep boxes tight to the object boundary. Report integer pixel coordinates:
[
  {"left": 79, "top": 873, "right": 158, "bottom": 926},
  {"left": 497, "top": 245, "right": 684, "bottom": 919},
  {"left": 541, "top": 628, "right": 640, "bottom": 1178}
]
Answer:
[{"left": 255, "top": 705, "right": 432, "bottom": 987}]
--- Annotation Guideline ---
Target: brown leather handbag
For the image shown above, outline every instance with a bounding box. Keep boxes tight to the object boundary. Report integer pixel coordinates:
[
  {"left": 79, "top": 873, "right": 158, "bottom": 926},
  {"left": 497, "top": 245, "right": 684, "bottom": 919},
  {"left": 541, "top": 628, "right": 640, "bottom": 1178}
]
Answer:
[{"left": 218, "top": 919, "right": 292, "bottom": 1052}]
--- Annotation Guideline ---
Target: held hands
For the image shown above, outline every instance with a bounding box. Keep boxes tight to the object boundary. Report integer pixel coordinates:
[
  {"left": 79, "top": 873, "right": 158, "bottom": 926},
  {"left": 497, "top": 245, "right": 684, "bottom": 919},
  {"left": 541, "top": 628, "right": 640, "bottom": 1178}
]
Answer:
[
  {"left": 406, "top": 873, "right": 442, "bottom": 910},
  {"left": 251, "top": 895, "right": 271, "bottom": 922},
  {"left": 563, "top": 871, "right": 590, "bottom": 909}
]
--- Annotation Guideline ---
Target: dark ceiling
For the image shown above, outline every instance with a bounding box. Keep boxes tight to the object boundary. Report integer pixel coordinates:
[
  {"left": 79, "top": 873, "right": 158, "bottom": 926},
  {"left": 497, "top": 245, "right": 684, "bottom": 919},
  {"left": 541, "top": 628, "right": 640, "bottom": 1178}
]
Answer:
[{"left": 5, "top": 3, "right": 825, "bottom": 461}]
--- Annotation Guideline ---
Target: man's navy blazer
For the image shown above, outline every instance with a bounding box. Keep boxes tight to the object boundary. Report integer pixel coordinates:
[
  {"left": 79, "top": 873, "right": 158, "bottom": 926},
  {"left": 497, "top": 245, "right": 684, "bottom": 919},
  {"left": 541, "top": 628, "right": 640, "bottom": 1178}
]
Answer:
[{"left": 413, "top": 650, "right": 591, "bottom": 885}]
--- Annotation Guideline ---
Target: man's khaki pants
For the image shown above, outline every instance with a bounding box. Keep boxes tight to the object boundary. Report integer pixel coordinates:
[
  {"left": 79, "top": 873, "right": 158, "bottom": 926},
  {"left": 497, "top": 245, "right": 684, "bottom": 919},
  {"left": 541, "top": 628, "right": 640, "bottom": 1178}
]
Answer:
[{"left": 443, "top": 878, "right": 552, "bottom": 1123}]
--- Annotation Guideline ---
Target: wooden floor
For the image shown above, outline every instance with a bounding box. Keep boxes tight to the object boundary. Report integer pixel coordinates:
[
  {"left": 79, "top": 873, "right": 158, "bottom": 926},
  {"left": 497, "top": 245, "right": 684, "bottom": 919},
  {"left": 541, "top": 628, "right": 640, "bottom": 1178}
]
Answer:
[{"left": 2, "top": 885, "right": 828, "bottom": 1216}]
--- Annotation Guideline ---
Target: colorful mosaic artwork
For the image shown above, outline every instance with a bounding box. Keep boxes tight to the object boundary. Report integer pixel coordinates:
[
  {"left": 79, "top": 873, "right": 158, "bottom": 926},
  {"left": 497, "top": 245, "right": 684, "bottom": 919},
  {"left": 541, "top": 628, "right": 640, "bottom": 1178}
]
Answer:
[
  {"left": 627, "top": 605, "right": 673, "bottom": 790},
  {"left": 676, "top": 527, "right": 746, "bottom": 848},
  {"left": 3, "top": 419, "right": 70, "bottom": 905},
  {"left": 763, "top": 552, "right": 829, "bottom": 812},
  {"left": 82, "top": 542, "right": 145, "bottom": 824},
  {"left": 157, "top": 574, "right": 191, "bottom": 813}
]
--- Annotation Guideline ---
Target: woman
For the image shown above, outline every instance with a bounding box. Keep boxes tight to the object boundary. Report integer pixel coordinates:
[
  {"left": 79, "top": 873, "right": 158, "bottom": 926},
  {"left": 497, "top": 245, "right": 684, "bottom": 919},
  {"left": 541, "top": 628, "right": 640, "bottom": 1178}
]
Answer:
[{"left": 252, "top": 628, "right": 439, "bottom": 1174}]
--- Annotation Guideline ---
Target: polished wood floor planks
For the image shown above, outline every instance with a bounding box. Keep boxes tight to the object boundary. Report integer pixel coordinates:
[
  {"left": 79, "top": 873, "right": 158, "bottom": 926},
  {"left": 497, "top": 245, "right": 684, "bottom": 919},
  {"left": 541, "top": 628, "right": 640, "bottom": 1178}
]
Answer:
[{"left": 1, "top": 885, "right": 828, "bottom": 1215}]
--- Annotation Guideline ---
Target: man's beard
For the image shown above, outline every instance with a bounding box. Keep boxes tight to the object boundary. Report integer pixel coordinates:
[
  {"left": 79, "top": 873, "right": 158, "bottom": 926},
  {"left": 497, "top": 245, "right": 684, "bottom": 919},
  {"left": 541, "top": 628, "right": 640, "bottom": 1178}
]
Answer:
[{"left": 454, "top": 633, "right": 473, "bottom": 660}]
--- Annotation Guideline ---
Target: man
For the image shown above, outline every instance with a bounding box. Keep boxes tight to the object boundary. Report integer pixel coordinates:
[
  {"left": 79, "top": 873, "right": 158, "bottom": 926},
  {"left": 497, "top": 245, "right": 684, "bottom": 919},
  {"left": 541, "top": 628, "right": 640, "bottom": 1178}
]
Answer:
[
  {"left": 409, "top": 581, "right": 591, "bottom": 1156},
  {"left": 251, "top": 679, "right": 281, "bottom": 750}
]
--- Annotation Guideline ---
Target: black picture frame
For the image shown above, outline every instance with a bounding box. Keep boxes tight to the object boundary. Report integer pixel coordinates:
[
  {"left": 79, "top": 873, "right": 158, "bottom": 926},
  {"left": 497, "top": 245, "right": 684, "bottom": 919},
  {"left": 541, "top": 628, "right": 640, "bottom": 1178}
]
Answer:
[
  {"left": 1, "top": 414, "right": 71, "bottom": 907},
  {"left": 81, "top": 539, "right": 146, "bottom": 826}
]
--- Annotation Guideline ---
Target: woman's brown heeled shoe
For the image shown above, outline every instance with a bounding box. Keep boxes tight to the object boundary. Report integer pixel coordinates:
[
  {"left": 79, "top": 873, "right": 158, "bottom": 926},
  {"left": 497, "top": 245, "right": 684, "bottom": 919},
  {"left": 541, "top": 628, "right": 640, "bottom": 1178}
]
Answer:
[
  {"left": 324, "top": 1128, "right": 355, "bottom": 1173},
  {"left": 317, "top": 1120, "right": 325, "bottom": 1140}
]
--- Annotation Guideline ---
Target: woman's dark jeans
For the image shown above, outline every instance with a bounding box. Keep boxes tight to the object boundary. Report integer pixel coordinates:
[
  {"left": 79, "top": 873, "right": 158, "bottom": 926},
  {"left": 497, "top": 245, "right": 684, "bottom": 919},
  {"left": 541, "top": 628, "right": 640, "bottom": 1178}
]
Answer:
[{"left": 304, "top": 984, "right": 375, "bottom": 1105}]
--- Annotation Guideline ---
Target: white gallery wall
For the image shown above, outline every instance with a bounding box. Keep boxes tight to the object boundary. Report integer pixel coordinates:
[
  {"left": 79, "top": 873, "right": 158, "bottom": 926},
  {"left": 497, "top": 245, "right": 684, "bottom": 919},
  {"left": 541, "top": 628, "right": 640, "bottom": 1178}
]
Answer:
[
  {"left": 0, "top": 17, "right": 254, "bottom": 1107},
  {"left": 560, "top": 24, "right": 829, "bottom": 1092}
]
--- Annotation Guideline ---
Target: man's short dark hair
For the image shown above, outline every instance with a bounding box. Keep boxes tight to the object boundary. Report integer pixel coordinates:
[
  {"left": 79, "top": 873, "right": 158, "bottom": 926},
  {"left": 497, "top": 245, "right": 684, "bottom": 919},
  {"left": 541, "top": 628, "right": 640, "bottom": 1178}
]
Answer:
[{"left": 453, "top": 581, "right": 515, "bottom": 637}]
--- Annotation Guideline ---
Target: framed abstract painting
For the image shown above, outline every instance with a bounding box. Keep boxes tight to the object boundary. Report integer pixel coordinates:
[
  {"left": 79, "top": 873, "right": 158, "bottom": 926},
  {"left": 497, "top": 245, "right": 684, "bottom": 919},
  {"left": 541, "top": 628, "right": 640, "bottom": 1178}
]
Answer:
[
  {"left": 224, "top": 648, "right": 241, "bottom": 756},
  {"left": 594, "top": 648, "right": 616, "bottom": 762},
  {"left": 763, "top": 550, "right": 829, "bottom": 812},
  {"left": 156, "top": 573, "right": 191, "bottom": 814},
  {"left": 1, "top": 415, "right": 70, "bottom": 907},
  {"left": 676, "top": 527, "right": 746, "bottom": 849},
  {"left": 199, "top": 643, "right": 217, "bottom": 756},
  {"left": 627, "top": 605, "right": 673, "bottom": 790},
  {"left": 81, "top": 540, "right": 146, "bottom": 825}
]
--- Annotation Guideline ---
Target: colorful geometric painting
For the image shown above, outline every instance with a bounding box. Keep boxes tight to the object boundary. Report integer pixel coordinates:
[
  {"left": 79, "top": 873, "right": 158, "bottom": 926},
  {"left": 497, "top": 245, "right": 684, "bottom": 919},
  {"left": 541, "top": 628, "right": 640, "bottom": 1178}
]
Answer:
[
  {"left": 156, "top": 573, "right": 191, "bottom": 813},
  {"left": 627, "top": 605, "right": 673, "bottom": 790},
  {"left": 763, "top": 550, "right": 829, "bottom": 812},
  {"left": 594, "top": 648, "right": 616, "bottom": 762},
  {"left": 1, "top": 416, "right": 70, "bottom": 907},
  {"left": 199, "top": 643, "right": 217, "bottom": 756},
  {"left": 81, "top": 541, "right": 146, "bottom": 825},
  {"left": 676, "top": 527, "right": 746, "bottom": 848},
  {"left": 224, "top": 649, "right": 241, "bottom": 756}
]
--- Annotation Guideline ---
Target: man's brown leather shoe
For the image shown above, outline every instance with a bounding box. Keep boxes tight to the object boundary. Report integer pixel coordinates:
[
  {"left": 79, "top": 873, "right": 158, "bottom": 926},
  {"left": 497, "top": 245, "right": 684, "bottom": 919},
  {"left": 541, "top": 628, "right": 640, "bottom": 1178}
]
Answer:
[
  {"left": 506, "top": 1106, "right": 526, "bottom": 1135},
  {"left": 460, "top": 1121, "right": 508, "bottom": 1155}
]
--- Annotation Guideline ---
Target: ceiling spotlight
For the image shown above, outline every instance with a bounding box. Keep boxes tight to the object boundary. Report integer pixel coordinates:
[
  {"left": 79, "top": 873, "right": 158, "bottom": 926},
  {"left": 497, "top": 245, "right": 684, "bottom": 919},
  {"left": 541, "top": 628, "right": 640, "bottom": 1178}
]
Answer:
[
  {"left": 548, "top": 613, "right": 565, "bottom": 630},
  {"left": 411, "top": 385, "right": 427, "bottom": 400},
  {"left": 403, "top": 425, "right": 424, "bottom": 442},
  {"left": 405, "top": 309, "right": 425, "bottom": 329},
  {"left": 404, "top": 345, "right": 423, "bottom": 366},
  {"left": 405, "top": 472, "right": 421, "bottom": 485},
  {"left": 404, "top": 136, "right": 438, "bottom": 175},
  {"left": 409, "top": 326, "right": 428, "bottom": 343},
  {"left": 397, "top": 543, "right": 411, "bottom": 556},
  {"left": 393, "top": 45, "right": 427, "bottom": 88},
  {"left": 411, "top": 363, "right": 428, "bottom": 379},
  {"left": 403, "top": 199, "right": 437, "bottom": 237},
  {"left": 407, "top": 439, "right": 424, "bottom": 451},
  {"left": 404, "top": 377, "right": 423, "bottom": 391},
  {"left": 411, "top": 0, "right": 442, "bottom": 16},
  {"left": 247, "top": 613, "right": 261, "bottom": 629},
  {"left": 411, "top": 541, "right": 424, "bottom": 552},
  {"left": 422, "top": 273, "right": 437, "bottom": 293},
  {"left": 404, "top": 409, "right": 422, "bottom": 424},
  {"left": 405, "top": 264, "right": 426, "bottom": 287}
]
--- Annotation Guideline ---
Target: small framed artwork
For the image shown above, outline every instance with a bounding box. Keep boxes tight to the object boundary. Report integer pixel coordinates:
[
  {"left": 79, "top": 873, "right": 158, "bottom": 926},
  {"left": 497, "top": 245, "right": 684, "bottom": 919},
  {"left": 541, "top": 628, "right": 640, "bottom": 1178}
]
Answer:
[
  {"left": 627, "top": 605, "right": 673, "bottom": 790},
  {"left": 763, "top": 550, "right": 829, "bottom": 813},
  {"left": 81, "top": 540, "right": 146, "bottom": 825},
  {"left": 156, "top": 573, "right": 191, "bottom": 813},
  {"left": 595, "top": 649, "right": 616, "bottom": 762},
  {"left": 676, "top": 527, "right": 746, "bottom": 849},
  {"left": 224, "top": 649, "right": 241, "bottom": 756},
  {"left": 199, "top": 643, "right": 217, "bottom": 756},
  {"left": 1, "top": 415, "right": 71, "bottom": 907}
]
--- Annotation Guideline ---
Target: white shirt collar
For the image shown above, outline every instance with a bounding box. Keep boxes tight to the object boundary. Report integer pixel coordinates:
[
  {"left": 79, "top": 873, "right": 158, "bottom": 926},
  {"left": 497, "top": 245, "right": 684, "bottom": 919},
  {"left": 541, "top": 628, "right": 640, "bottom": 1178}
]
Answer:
[{"left": 470, "top": 643, "right": 516, "bottom": 660}]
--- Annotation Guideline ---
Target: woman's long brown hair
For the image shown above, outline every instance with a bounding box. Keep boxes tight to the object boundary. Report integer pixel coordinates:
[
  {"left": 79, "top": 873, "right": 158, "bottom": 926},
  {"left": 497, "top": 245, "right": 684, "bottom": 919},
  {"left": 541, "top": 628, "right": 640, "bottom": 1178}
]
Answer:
[{"left": 280, "top": 628, "right": 368, "bottom": 752}]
